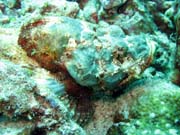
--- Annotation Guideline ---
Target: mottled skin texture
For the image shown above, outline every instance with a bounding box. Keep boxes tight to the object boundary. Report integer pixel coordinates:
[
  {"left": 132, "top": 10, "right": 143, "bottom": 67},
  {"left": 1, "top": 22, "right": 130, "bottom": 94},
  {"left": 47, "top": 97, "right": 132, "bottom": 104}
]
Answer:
[
  {"left": 18, "top": 17, "right": 94, "bottom": 125},
  {"left": 18, "top": 16, "right": 155, "bottom": 125}
]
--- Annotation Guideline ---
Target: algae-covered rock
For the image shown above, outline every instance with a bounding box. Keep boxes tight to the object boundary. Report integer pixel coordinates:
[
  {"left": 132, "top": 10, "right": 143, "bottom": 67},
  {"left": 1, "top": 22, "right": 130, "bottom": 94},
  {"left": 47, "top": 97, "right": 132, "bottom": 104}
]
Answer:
[
  {"left": 99, "top": 0, "right": 176, "bottom": 35},
  {"left": 0, "top": 59, "right": 86, "bottom": 135},
  {"left": 100, "top": 0, "right": 128, "bottom": 9},
  {"left": 151, "top": 32, "right": 176, "bottom": 74},
  {"left": 21, "top": 0, "right": 80, "bottom": 17},
  {"left": 84, "top": 79, "right": 180, "bottom": 135},
  {"left": 0, "top": 28, "right": 38, "bottom": 65},
  {"left": 173, "top": 0, "right": 180, "bottom": 85},
  {"left": 146, "top": 0, "right": 175, "bottom": 35},
  {"left": 106, "top": 79, "right": 180, "bottom": 135},
  {"left": 0, "top": 122, "right": 33, "bottom": 135},
  {"left": 100, "top": 0, "right": 157, "bottom": 35},
  {"left": 0, "top": 59, "right": 38, "bottom": 117},
  {"left": 0, "top": 0, "right": 80, "bottom": 26},
  {"left": 79, "top": 0, "right": 100, "bottom": 23}
]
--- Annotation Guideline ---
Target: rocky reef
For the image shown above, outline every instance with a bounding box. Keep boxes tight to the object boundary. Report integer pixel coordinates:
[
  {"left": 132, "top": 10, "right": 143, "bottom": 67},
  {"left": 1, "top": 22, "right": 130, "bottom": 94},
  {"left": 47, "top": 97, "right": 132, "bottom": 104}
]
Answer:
[{"left": 0, "top": 0, "right": 180, "bottom": 135}]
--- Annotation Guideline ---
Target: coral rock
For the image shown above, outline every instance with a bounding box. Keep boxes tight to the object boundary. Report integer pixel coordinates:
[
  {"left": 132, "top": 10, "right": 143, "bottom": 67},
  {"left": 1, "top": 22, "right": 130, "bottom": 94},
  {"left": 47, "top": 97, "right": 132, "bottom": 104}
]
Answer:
[
  {"left": 85, "top": 79, "right": 180, "bottom": 135},
  {"left": 106, "top": 79, "right": 180, "bottom": 135},
  {"left": 0, "top": 59, "right": 86, "bottom": 135}
]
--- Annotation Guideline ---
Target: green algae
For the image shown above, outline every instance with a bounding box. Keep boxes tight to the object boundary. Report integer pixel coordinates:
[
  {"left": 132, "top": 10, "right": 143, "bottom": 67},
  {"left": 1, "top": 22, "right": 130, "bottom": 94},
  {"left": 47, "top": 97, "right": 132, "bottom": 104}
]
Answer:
[{"left": 107, "top": 84, "right": 180, "bottom": 135}]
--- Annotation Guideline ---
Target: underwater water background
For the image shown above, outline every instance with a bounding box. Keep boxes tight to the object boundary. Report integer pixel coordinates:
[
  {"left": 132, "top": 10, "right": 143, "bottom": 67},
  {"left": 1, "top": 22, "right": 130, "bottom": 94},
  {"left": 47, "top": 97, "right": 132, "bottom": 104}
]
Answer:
[{"left": 0, "top": 0, "right": 180, "bottom": 135}]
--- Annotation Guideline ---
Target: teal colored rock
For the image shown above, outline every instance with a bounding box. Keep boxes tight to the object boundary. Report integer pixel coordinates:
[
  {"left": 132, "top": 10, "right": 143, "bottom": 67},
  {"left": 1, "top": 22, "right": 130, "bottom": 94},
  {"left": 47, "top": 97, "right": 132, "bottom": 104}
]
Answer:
[
  {"left": 81, "top": 0, "right": 100, "bottom": 23},
  {"left": 113, "top": 0, "right": 157, "bottom": 35},
  {"left": 151, "top": 33, "right": 176, "bottom": 74},
  {"left": 148, "top": 0, "right": 175, "bottom": 34}
]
